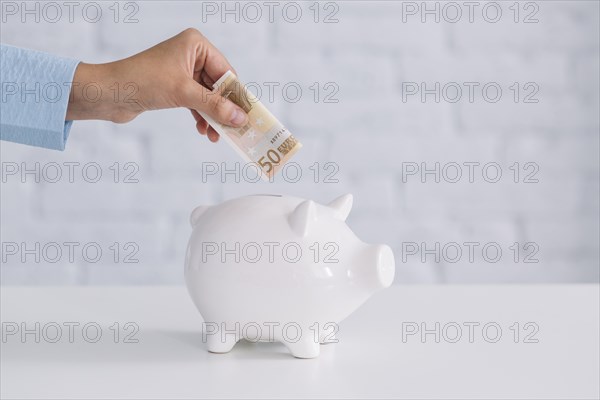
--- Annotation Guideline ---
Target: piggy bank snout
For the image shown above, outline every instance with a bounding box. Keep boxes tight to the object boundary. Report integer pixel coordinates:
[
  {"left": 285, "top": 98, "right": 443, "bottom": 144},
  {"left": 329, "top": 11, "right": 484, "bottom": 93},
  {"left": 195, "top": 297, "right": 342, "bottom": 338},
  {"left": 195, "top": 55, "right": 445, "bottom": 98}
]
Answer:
[{"left": 373, "top": 244, "right": 395, "bottom": 288}]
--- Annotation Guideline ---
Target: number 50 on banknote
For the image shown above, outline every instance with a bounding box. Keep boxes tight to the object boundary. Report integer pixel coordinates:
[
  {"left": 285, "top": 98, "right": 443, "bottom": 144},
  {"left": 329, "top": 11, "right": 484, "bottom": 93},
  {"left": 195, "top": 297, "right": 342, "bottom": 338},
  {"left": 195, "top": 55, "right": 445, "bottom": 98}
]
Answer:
[{"left": 198, "top": 70, "right": 302, "bottom": 180}]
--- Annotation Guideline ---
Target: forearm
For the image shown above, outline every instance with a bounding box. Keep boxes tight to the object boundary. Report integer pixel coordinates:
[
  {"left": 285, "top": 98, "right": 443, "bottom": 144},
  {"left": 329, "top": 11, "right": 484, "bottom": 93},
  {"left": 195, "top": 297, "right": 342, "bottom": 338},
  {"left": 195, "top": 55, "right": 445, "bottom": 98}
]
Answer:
[
  {"left": 66, "top": 62, "right": 143, "bottom": 123},
  {"left": 2, "top": 29, "right": 247, "bottom": 150}
]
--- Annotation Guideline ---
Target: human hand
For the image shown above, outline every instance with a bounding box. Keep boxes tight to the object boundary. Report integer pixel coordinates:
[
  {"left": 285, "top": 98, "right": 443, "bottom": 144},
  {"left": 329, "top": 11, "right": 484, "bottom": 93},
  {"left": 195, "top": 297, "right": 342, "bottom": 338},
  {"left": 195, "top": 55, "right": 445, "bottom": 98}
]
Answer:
[{"left": 66, "top": 28, "right": 248, "bottom": 142}]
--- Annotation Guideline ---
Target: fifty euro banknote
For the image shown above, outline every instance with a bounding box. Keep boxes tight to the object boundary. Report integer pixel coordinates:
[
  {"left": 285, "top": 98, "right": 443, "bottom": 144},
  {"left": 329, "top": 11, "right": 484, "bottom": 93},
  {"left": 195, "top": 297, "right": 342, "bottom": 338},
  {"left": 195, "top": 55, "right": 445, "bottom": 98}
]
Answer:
[{"left": 198, "top": 70, "right": 302, "bottom": 180}]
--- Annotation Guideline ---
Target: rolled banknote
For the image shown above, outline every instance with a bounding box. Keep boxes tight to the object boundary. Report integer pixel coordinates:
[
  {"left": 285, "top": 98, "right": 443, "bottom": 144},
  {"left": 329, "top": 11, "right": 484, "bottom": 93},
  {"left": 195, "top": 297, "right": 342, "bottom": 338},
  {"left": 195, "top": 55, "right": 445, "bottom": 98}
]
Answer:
[{"left": 198, "top": 71, "right": 302, "bottom": 180}]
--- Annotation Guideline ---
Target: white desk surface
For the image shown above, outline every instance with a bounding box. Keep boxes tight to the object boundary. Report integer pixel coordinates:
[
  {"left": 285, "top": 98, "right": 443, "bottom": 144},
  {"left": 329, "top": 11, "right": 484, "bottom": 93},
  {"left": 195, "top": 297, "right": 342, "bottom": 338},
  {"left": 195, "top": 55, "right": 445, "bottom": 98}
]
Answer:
[{"left": 1, "top": 285, "right": 599, "bottom": 399}]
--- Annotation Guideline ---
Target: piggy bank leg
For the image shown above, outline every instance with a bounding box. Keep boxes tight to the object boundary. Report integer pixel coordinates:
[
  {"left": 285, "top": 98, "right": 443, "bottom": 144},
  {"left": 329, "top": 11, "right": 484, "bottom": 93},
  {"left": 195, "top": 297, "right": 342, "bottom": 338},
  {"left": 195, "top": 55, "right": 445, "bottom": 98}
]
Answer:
[
  {"left": 283, "top": 339, "right": 320, "bottom": 359},
  {"left": 205, "top": 332, "right": 239, "bottom": 354}
]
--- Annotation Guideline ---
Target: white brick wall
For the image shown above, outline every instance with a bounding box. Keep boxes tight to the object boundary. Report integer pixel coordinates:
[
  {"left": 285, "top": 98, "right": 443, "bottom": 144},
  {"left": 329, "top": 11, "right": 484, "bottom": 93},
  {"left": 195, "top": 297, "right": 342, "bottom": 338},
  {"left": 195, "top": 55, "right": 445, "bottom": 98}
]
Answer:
[{"left": 1, "top": 0, "right": 598, "bottom": 284}]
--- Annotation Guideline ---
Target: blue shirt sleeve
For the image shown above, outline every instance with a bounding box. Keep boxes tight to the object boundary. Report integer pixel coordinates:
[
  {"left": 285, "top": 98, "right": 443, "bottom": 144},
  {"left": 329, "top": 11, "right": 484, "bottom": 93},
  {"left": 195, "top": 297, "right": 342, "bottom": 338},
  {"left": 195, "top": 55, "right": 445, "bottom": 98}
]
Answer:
[{"left": 0, "top": 44, "right": 80, "bottom": 151}]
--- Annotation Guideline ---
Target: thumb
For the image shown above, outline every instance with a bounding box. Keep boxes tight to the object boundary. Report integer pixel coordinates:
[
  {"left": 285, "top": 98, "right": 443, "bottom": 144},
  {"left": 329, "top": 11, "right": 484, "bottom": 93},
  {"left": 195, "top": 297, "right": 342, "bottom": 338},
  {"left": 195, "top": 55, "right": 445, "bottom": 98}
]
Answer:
[{"left": 181, "top": 80, "right": 248, "bottom": 127}]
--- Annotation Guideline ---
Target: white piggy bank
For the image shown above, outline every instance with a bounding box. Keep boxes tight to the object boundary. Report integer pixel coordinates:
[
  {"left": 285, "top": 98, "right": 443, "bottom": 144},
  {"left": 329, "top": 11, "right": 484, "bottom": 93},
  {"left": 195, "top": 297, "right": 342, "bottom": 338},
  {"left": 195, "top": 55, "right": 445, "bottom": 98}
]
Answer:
[{"left": 184, "top": 194, "right": 395, "bottom": 358}]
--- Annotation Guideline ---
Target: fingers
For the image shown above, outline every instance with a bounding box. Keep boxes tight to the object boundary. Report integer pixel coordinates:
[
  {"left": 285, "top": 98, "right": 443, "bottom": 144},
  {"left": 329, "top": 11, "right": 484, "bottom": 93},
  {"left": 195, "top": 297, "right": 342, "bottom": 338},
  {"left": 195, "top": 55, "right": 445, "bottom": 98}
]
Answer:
[
  {"left": 190, "top": 109, "right": 220, "bottom": 142},
  {"left": 180, "top": 28, "right": 237, "bottom": 84},
  {"left": 200, "top": 70, "right": 216, "bottom": 89},
  {"left": 183, "top": 81, "right": 248, "bottom": 127},
  {"left": 197, "top": 35, "right": 237, "bottom": 84},
  {"left": 207, "top": 126, "right": 220, "bottom": 143},
  {"left": 195, "top": 119, "right": 209, "bottom": 136},
  {"left": 181, "top": 29, "right": 236, "bottom": 141},
  {"left": 190, "top": 109, "right": 202, "bottom": 122}
]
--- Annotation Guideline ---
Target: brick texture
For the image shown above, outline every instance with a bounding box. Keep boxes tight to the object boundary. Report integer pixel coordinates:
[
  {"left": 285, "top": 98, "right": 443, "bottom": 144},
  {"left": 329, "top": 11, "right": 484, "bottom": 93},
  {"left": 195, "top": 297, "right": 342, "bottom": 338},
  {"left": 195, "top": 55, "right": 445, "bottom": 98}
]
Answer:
[{"left": 1, "top": 0, "right": 598, "bottom": 284}]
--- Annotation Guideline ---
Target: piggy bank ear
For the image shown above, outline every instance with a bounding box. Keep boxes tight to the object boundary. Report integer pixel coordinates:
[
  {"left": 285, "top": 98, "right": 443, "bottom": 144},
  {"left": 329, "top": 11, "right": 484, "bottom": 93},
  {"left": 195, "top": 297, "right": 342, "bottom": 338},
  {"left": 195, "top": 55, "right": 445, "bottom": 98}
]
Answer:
[
  {"left": 190, "top": 206, "right": 209, "bottom": 227},
  {"left": 289, "top": 200, "right": 317, "bottom": 237},
  {"left": 328, "top": 194, "right": 353, "bottom": 221}
]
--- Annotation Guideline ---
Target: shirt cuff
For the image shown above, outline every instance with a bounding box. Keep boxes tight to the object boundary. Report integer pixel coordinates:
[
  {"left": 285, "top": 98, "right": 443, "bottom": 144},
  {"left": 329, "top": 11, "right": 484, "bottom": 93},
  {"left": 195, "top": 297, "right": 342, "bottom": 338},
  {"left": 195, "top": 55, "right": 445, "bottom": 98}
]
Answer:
[{"left": 0, "top": 44, "right": 80, "bottom": 151}]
